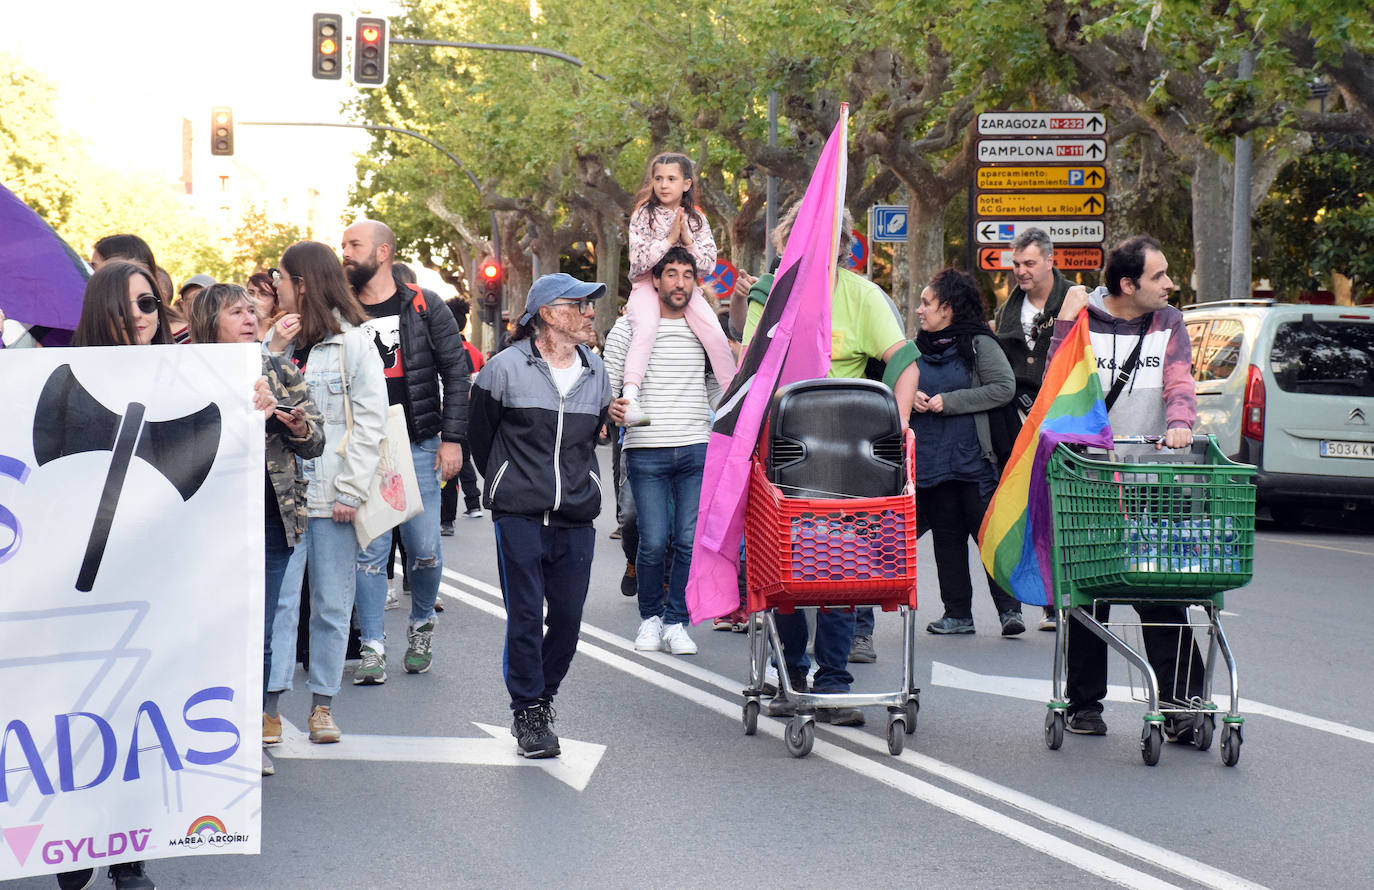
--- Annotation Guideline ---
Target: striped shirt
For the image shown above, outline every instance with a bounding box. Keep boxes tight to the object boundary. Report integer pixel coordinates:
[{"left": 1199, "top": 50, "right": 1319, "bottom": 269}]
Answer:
[{"left": 603, "top": 316, "right": 720, "bottom": 448}]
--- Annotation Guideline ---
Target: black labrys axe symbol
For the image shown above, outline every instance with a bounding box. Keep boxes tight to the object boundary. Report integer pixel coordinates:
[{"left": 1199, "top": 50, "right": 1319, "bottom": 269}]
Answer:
[{"left": 32, "top": 364, "right": 222, "bottom": 591}]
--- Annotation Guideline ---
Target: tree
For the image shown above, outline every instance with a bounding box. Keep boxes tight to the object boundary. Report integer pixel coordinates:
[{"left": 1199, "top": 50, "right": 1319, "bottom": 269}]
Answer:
[
  {"left": 0, "top": 54, "right": 81, "bottom": 231},
  {"left": 1255, "top": 136, "right": 1374, "bottom": 300},
  {"left": 230, "top": 204, "right": 306, "bottom": 277}
]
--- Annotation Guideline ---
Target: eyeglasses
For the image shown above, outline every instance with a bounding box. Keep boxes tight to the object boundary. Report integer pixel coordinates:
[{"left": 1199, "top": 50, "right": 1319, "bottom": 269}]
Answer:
[
  {"left": 549, "top": 298, "right": 597, "bottom": 314},
  {"left": 130, "top": 294, "right": 161, "bottom": 315},
  {"left": 270, "top": 268, "right": 300, "bottom": 287}
]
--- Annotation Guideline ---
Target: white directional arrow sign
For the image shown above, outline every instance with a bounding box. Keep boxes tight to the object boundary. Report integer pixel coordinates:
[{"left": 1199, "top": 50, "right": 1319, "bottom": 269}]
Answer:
[
  {"left": 271, "top": 719, "right": 607, "bottom": 791},
  {"left": 929, "top": 661, "right": 1374, "bottom": 746}
]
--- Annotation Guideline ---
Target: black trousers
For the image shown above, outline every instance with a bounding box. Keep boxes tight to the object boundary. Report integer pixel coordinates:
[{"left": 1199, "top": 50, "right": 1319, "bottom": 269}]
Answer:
[
  {"left": 922, "top": 479, "right": 1020, "bottom": 619},
  {"left": 1066, "top": 601, "right": 1206, "bottom": 713},
  {"left": 440, "top": 447, "right": 482, "bottom": 521}
]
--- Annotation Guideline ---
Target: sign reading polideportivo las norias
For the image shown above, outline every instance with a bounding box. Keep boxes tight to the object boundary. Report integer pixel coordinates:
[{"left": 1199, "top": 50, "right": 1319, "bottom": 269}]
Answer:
[
  {"left": 974, "top": 110, "right": 1108, "bottom": 272},
  {"left": 0, "top": 345, "right": 264, "bottom": 881}
]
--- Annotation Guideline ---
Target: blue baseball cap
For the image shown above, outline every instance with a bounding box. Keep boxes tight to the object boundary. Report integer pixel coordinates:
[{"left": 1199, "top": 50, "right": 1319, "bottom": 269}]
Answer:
[{"left": 519, "top": 273, "right": 606, "bottom": 325}]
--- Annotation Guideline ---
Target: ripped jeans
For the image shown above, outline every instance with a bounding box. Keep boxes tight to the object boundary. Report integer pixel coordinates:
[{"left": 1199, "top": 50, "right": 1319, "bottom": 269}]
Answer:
[{"left": 355, "top": 435, "right": 444, "bottom": 644}]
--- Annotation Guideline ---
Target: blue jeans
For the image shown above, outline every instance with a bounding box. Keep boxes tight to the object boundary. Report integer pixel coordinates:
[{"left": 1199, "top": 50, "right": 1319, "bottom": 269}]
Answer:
[
  {"left": 494, "top": 517, "right": 595, "bottom": 710},
  {"left": 356, "top": 436, "right": 443, "bottom": 643},
  {"left": 264, "top": 514, "right": 293, "bottom": 705},
  {"left": 627, "top": 444, "right": 706, "bottom": 627},
  {"left": 267, "top": 516, "right": 359, "bottom": 697},
  {"left": 777, "top": 609, "right": 856, "bottom": 692}
]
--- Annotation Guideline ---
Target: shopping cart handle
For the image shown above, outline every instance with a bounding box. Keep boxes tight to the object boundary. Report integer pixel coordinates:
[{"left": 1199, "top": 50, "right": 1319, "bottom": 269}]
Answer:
[{"left": 1111, "top": 434, "right": 1208, "bottom": 446}]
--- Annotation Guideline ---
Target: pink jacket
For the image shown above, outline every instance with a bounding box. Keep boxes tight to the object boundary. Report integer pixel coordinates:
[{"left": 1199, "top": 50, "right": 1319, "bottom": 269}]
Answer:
[{"left": 627, "top": 204, "right": 716, "bottom": 281}]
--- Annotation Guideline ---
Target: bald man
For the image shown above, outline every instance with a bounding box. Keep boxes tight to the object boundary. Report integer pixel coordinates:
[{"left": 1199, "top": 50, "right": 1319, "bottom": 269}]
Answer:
[{"left": 342, "top": 219, "right": 472, "bottom": 684}]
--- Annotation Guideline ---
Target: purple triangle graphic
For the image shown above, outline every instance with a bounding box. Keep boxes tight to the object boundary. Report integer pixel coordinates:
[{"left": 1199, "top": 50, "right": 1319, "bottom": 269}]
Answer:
[{"left": 3, "top": 824, "right": 44, "bottom": 867}]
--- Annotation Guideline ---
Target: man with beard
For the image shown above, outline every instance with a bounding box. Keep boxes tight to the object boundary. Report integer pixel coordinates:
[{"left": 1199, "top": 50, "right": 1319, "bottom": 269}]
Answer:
[
  {"left": 603, "top": 246, "right": 731, "bottom": 658},
  {"left": 341, "top": 219, "right": 470, "bottom": 684}
]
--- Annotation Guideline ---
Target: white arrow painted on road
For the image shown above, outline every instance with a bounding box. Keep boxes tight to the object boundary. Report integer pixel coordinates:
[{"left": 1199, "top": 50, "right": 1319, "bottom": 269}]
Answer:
[
  {"left": 270, "top": 719, "right": 606, "bottom": 791},
  {"left": 930, "top": 661, "right": 1374, "bottom": 746}
]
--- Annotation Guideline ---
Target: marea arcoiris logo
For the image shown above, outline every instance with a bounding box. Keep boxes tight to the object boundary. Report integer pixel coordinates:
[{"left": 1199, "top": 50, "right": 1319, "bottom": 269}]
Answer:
[{"left": 167, "top": 815, "right": 249, "bottom": 848}]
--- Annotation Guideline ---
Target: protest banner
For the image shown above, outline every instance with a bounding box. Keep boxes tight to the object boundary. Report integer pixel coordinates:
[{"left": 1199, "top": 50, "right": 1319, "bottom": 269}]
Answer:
[{"left": 0, "top": 344, "right": 263, "bottom": 879}]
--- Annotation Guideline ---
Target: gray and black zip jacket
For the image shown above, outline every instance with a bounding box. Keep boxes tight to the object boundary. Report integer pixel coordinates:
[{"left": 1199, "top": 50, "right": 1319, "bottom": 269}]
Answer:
[{"left": 468, "top": 337, "right": 611, "bottom": 526}]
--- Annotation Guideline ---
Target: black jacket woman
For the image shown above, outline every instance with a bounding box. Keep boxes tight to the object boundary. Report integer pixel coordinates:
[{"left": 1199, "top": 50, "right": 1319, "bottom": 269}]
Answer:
[{"left": 910, "top": 268, "right": 1025, "bottom": 637}]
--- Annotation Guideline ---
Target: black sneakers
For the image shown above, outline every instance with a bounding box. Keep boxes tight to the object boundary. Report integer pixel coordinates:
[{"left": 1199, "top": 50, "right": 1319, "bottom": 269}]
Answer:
[
  {"left": 109, "top": 861, "right": 155, "bottom": 890},
  {"left": 1066, "top": 709, "right": 1108, "bottom": 735},
  {"left": 512, "top": 700, "right": 561, "bottom": 758}
]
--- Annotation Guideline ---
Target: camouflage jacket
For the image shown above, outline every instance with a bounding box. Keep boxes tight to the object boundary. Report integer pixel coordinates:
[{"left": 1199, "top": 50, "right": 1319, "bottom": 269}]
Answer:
[{"left": 263, "top": 353, "right": 325, "bottom": 546}]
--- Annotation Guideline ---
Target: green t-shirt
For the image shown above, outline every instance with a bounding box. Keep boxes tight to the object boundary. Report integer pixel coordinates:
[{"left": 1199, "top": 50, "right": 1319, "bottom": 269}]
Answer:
[{"left": 743, "top": 267, "right": 904, "bottom": 378}]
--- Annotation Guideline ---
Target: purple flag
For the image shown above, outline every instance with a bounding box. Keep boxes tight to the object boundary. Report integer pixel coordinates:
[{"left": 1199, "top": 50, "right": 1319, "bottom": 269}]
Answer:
[
  {"left": 0, "top": 183, "right": 89, "bottom": 340},
  {"left": 686, "top": 105, "right": 848, "bottom": 624}
]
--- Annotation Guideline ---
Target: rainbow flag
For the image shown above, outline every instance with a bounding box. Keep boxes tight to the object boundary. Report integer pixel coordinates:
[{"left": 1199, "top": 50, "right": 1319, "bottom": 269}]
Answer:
[
  {"left": 977, "top": 311, "right": 1112, "bottom": 606},
  {"left": 685, "top": 105, "right": 847, "bottom": 623}
]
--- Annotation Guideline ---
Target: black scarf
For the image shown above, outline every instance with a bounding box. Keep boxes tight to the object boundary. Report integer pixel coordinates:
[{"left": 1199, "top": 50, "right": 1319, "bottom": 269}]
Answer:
[{"left": 915, "top": 320, "right": 991, "bottom": 366}]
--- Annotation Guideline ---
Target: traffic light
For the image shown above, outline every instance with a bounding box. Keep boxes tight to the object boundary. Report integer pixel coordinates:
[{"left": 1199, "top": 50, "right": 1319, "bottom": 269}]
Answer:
[
  {"left": 479, "top": 257, "right": 503, "bottom": 308},
  {"left": 210, "top": 106, "right": 234, "bottom": 156},
  {"left": 312, "top": 12, "right": 343, "bottom": 80},
  {"left": 353, "top": 16, "right": 388, "bottom": 86}
]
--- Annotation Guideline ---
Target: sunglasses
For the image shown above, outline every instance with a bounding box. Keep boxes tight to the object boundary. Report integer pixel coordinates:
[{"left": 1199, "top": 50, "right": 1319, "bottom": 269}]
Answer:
[
  {"left": 130, "top": 294, "right": 161, "bottom": 315},
  {"left": 549, "top": 298, "right": 597, "bottom": 313}
]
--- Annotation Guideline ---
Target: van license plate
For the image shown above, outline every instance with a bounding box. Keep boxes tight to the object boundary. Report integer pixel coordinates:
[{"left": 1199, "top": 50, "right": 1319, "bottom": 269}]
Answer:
[{"left": 1320, "top": 440, "right": 1374, "bottom": 459}]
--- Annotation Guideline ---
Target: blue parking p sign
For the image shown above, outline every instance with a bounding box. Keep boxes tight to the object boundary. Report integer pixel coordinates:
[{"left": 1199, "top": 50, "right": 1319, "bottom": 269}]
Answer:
[{"left": 870, "top": 205, "right": 908, "bottom": 242}]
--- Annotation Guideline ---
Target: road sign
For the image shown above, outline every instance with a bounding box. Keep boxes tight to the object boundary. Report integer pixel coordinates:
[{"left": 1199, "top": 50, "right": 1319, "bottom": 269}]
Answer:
[
  {"left": 976, "top": 193, "right": 1105, "bottom": 217},
  {"left": 979, "top": 246, "right": 1103, "bottom": 271},
  {"left": 703, "top": 259, "right": 737, "bottom": 297},
  {"left": 976, "top": 166, "right": 1105, "bottom": 190},
  {"left": 977, "top": 139, "right": 1107, "bottom": 163},
  {"left": 870, "top": 205, "right": 907, "bottom": 242},
  {"left": 977, "top": 112, "right": 1107, "bottom": 136},
  {"left": 974, "top": 219, "right": 1106, "bottom": 246}
]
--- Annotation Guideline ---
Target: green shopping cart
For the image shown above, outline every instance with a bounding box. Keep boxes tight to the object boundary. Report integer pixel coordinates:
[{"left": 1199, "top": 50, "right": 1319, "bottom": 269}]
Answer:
[{"left": 1043, "top": 435, "right": 1256, "bottom": 766}]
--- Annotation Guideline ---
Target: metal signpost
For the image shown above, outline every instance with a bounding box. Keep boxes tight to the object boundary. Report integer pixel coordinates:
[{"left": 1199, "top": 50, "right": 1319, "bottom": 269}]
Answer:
[{"left": 972, "top": 112, "right": 1108, "bottom": 272}]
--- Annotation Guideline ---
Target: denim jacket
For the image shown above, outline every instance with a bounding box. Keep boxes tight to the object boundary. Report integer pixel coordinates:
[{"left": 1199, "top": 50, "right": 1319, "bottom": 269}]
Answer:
[{"left": 276, "top": 321, "right": 389, "bottom": 517}]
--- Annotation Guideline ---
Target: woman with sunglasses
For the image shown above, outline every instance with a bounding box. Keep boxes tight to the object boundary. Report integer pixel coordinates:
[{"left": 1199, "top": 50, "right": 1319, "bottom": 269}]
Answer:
[
  {"left": 188, "top": 284, "right": 324, "bottom": 777},
  {"left": 246, "top": 271, "right": 281, "bottom": 341},
  {"left": 261, "top": 242, "right": 387, "bottom": 747},
  {"left": 58, "top": 264, "right": 276, "bottom": 890}
]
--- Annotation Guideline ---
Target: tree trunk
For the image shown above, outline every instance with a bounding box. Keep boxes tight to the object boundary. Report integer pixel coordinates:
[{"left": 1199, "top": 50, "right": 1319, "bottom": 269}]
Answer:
[
  {"left": 1190, "top": 148, "right": 1233, "bottom": 302},
  {"left": 904, "top": 194, "right": 947, "bottom": 331},
  {"left": 594, "top": 214, "right": 622, "bottom": 340}
]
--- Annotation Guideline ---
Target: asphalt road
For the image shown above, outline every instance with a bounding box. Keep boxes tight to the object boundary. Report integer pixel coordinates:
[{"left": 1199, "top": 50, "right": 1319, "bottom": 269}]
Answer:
[{"left": 10, "top": 448, "right": 1373, "bottom": 889}]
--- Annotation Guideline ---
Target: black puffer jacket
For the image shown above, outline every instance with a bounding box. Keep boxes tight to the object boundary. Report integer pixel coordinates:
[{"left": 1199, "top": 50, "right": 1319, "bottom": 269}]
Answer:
[{"left": 395, "top": 279, "right": 471, "bottom": 443}]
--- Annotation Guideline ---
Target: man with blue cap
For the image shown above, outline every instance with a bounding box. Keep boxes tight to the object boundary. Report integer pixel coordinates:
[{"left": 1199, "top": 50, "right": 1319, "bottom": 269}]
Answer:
[{"left": 467, "top": 272, "right": 612, "bottom": 758}]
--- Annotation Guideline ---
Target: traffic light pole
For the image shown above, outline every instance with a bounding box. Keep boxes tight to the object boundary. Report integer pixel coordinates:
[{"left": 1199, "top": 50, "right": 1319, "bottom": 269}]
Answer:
[
  {"left": 238, "top": 119, "right": 498, "bottom": 271},
  {"left": 388, "top": 38, "right": 606, "bottom": 79}
]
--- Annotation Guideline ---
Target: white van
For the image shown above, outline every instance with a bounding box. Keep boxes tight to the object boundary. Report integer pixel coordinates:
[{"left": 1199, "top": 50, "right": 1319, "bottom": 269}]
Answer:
[{"left": 1182, "top": 300, "right": 1374, "bottom": 525}]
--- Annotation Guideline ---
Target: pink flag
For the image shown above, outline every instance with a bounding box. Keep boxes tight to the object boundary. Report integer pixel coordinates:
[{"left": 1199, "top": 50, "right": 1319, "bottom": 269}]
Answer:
[{"left": 685, "top": 105, "right": 848, "bottom": 623}]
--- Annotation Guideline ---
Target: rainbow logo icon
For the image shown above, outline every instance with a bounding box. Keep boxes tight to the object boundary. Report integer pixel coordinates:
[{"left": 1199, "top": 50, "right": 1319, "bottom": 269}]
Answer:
[{"left": 186, "top": 816, "right": 227, "bottom": 838}]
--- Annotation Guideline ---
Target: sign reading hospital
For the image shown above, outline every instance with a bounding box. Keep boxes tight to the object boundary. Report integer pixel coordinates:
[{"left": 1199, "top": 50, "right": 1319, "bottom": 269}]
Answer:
[{"left": 0, "top": 345, "right": 264, "bottom": 880}]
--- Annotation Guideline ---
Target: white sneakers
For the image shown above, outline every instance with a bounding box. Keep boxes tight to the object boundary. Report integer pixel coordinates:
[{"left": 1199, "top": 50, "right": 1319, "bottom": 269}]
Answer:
[
  {"left": 633, "top": 616, "right": 697, "bottom": 655},
  {"left": 661, "top": 622, "right": 698, "bottom": 655},
  {"left": 634, "top": 616, "right": 665, "bottom": 651}
]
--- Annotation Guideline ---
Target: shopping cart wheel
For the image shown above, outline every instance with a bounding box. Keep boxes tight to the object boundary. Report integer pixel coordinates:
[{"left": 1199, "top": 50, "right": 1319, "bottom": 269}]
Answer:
[
  {"left": 1141, "top": 723, "right": 1163, "bottom": 766},
  {"left": 904, "top": 697, "right": 919, "bottom": 735},
  {"left": 1193, "top": 714, "right": 1215, "bottom": 751},
  {"left": 1045, "top": 710, "right": 1065, "bottom": 750},
  {"left": 1220, "top": 724, "right": 1242, "bottom": 767},
  {"left": 742, "top": 700, "right": 759, "bottom": 736},
  {"left": 886, "top": 717, "right": 905, "bottom": 755},
  {"left": 785, "top": 717, "right": 814, "bottom": 758}
]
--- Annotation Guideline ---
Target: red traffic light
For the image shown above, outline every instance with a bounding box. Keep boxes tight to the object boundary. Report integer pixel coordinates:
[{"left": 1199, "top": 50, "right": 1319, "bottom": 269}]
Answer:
[
  {"left": 353, "top": 16, "right": 389, "bottom": 86},
  {"left": 481, "top": 261, "right": 500, "bottom": 281}
]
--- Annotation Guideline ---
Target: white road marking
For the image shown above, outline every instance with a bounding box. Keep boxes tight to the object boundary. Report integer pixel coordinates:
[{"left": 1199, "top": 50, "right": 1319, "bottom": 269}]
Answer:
[
  {"left": 1266, "top": 537, "right": 1374, "bottom": 558},
  {"left": 441, "top": 570, "right": 1265, "bottom": 890},
  {"left": 930, "top": 661, "right": 1374, "bottom": 747},
  {"left": 271, "top": 718, "right": 605, "bottom": 791}
]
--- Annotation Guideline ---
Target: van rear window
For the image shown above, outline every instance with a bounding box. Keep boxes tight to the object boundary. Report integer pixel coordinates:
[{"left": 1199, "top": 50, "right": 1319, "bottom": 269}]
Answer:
[{"left": 1270, "top": 319, "right": 1374, "bottom": 396}]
